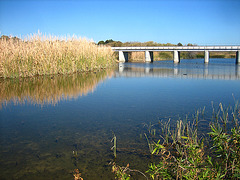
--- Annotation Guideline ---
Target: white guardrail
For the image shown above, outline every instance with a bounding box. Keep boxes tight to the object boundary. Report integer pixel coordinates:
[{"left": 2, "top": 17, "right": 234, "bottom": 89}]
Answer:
[{"left": 111, "top": 46, "right": 240, "bottom": 51}]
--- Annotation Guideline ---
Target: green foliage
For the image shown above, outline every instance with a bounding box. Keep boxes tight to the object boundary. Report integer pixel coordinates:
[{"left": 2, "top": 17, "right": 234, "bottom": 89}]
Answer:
[
  {"left": 97, "top": 40, "right": 105, "bottom": 45},
  {"left": 208, "top": 101, "right": 240, "bottom": 179},
  {"left": 112, "top": 162, "right": 131, "bottom": 180},
  {"left": 146, "top": 102, "right": 240, "bottom": 179},
  {"left": 97, "top": 39, "right": 123, "bottom": 47},
  {"left": 156, "top": 52, "right": 172, "bottom": 60},
  {"left": 98, "top": 39, "right": 179, "bottom": 47},
  {"left": 181, "top": 52, "right": 198, "bottom": 59},
  {"left": 210, "top": 54, "right": 225, "bottom": 58},
  {"left": 187, "top": 43, "right": 194, "bottom": 46},
  {"left": 111, "top": 102, "right": 240, "bottom": 179},
  {"left": 105, "top": 39, "right": 114, "bottom": 44},
  {"left": 97, "top": 39, "right": 234, "bottom": 60},
  {"left": 196, "top": 54, "right": 204, "bottom": 58}
]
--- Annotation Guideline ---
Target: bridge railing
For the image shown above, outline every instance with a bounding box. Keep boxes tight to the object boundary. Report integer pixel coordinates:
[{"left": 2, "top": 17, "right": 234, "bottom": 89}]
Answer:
[{"left": 111, "top": 46, "right": 240, "bottom": 51}]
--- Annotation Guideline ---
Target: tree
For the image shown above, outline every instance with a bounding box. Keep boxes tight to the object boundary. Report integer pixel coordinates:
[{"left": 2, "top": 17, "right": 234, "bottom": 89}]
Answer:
[
  {"left": 177, "top": 42, "right": 183, "bottom": 46},
  {"left": 111, "top": 41, "right": 123, "bottom": 47},
  {"left": 97, "top": 40, "right": 105, "bottom": 45},
  {"left": 105, "top": 39, "right": 114, "bottom": 44}
]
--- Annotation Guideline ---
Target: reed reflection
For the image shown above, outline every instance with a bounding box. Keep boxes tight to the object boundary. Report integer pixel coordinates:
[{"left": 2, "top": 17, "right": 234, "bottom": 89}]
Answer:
[{"left": 0, "top": 69, "right": 114, "bottom": 108}]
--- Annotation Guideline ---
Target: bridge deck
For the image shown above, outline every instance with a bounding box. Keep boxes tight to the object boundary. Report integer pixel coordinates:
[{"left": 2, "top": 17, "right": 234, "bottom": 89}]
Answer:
[{"left": 112, "top": 46, "right": 240, "bottom": 52}]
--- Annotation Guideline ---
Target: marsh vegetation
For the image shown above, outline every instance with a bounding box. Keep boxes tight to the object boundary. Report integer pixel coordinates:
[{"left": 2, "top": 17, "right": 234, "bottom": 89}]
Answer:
[
  {"left": 111, "top": 102, "right": 240, "bottom": 180},
  {"left": 0, "top": 33, "right": 116, "bottom": 78}
]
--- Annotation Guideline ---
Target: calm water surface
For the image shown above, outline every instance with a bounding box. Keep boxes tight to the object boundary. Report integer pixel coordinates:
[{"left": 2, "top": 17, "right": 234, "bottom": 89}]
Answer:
[{"left": 0, "top": 59, "right": 240, "bottom": 179}]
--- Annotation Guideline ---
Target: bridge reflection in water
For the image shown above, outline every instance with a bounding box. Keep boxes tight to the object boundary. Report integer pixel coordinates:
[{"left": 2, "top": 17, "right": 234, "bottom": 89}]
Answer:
[{"left": 116, "top": 62, "right": 240, "bottom": 80}]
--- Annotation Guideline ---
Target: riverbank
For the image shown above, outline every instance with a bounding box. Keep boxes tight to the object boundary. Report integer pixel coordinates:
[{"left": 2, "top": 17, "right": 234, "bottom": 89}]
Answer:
[{"left": 0, "top": 34, "right": 116, "bottom": 78}]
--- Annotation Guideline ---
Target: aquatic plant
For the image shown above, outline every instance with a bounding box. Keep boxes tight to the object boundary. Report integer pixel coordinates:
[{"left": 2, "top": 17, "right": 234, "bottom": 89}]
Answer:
[
  {"left": 110, "top": 134, "right": 148, "bottom": 180},
  {"left": 0, "top": 32, "right": 116, "bottom": 78},
  {"left": 112, "top": 162, "right": 131, "bottom": 180},
  {"left": 112, "top": 102, "right": 240, "bottom": 180},
  {"left": 147, "top": 102, "right": 240, "bottom": 180},
  {"left": 73, "top": 169, "right": 83, "bottom": 180},
  {"left": 111, "top": 133, "right": 117, "bottom": 159}
]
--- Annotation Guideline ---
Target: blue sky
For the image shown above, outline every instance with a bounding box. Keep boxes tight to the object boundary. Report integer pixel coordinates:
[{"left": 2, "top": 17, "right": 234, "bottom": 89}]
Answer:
[{"left": 0, "top": 0, "right": 240, "bottom": 45}]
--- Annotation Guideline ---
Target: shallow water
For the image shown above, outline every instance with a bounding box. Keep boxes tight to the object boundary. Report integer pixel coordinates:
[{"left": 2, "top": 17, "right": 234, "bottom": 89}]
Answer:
[{"left": 0, "top": 59, "right": 240, "bottom": 179}]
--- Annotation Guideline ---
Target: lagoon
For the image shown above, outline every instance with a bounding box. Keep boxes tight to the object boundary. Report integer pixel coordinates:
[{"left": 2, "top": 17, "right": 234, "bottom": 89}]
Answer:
[{"left": 0, "top": 58, "right": 240, "bottom": 179}]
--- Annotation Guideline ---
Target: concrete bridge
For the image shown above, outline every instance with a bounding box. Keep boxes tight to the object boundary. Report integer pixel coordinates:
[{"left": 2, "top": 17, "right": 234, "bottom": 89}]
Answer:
[{"left": 111, "top": 46, "right": 240, "bottom": 64}]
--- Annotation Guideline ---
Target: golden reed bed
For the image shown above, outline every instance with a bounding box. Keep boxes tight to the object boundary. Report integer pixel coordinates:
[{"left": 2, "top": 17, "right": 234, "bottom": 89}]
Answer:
[{"left": 0, "top": 33, "right": 116, "bottom": 78}]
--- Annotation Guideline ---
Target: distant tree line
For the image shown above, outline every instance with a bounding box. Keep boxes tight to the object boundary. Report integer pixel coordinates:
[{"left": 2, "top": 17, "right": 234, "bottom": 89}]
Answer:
[
  {"left": 97, "top": 39, "right": 236, "bottom": 60},
  {"left": 1, "top": 35, "right": 196, "bottom": 47},
  {"left": 97, "top": 39, "right": 196, "bottom": 47}
]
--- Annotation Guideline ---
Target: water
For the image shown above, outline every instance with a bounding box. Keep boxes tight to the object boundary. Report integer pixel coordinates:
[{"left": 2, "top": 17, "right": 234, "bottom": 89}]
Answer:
[{"left": 0, "top": 58, "right": 240, "bottom": 179}]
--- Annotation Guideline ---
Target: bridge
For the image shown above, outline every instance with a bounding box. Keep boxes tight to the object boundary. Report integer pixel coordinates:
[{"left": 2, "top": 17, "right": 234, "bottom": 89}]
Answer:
[{"left": 111, "top": 46, "right": 240, "bottom": 64}]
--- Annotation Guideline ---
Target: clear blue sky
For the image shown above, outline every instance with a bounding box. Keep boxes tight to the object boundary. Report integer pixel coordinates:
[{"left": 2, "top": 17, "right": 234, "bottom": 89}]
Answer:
[{"left": 0, "top": 0, "right": 240, "bottom": 45}]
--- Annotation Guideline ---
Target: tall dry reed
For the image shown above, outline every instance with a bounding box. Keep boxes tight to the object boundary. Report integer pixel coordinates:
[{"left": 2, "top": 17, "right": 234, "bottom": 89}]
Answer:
[{"left": 0, "top": 33, "right": 116, "bottom": 78}]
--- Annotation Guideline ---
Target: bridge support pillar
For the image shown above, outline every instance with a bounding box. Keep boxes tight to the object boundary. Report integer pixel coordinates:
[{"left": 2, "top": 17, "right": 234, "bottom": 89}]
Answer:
[
  {"left": 119, "top": 51, "right": 128, "bottom": 63},
  {"left": 204, "top": 50, "right": 209, "bottom": 63},
  {"left": 145, "top": 51, "right": 153, "bottom": 63},
  {"left": 173, "top": 50, "right": 180, "bottom": 63},
  {"left": 236, "top": 51, "right": 240, "bottom": 64}
]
